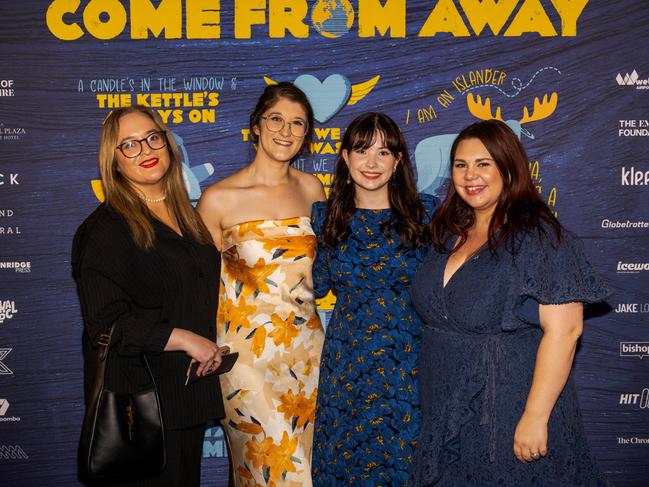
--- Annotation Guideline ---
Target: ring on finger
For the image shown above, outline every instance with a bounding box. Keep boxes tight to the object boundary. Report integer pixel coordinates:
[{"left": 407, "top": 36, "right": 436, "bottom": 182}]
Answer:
[{"left": 532, "top": 452, "right": 540, "bottom": 459}]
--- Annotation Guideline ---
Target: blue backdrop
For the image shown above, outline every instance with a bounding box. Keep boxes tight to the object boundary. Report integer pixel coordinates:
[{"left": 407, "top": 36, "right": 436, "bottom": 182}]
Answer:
[{"left": 1, "top": 1, "right": 648, "bottom": 485}]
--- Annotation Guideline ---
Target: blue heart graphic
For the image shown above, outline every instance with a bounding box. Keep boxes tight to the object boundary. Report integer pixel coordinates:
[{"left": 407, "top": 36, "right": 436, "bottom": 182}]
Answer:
[{"left": 294, "top": 74, "right": 351, "bottom": 123}]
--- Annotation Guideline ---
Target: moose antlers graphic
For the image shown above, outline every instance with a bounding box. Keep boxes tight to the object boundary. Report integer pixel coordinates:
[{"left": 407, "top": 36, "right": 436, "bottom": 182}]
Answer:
[{"left": 414, "top": 92, "right": 559, "bottom": 196}]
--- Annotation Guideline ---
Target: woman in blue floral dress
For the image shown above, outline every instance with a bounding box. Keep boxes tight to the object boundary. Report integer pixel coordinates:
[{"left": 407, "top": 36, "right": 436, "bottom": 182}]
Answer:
[{"left": 310, "top": 112, "right": 437, "bottom": 486}]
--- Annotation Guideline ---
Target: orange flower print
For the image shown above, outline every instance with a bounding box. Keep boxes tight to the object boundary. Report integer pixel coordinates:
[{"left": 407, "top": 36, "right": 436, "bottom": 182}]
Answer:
[
  {"left": 226, "top": 298, "right": 257, "bottom": 330},
  {"left": 268, "top": 312, "right": 299, "bottom": 348},
  {"left": 251, "top": 326, "right": 267, "bottom": 358},
  {"left": 237, "top": 420, "right": 264, "bottom": 435},
  {"left": 262, "top": 235, "right": 316, "bottom": 260},
  {"left": 277, "top": 389, "right": 317, "bottom": 430},
  {"left": 236, "top": 465, "right": 254, "bottom": 480},
  {"left": 244, "top": 436, "right": 273, "bottom": 470},
  {"left": 277, "top": 390, "right": 301, "bottom": 423},
  {"left": 217, "top": 296, "right": 233, "bottom": 326},
  {"left": 266, "top": 431, "right": 298, "bottom": 481},
  {"left": 306, "top": 315, "right": 322, "bottom": 330},
  {"left": 224, "top": 252, "right": 279, "bottom": 298},
  {"left": 237, "top": 220, "right": 266, "bottom": 237}
]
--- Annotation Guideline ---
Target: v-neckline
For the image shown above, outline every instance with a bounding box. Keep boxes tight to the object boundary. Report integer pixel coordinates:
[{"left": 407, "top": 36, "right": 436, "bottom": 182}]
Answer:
[{"left": 442, "top": 237, "right": 486, "bottom": 289}]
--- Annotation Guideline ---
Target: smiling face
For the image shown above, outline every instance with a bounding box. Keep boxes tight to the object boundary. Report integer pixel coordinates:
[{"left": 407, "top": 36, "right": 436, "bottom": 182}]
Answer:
[
  {"left": 114, "top": 112, "right": 170, "bottom": 196},
  {"left": 452, "top": 137, "right": 504, "bottom": 217},
  {"left": 253, "top": 97, "right": 308, "bottom": 164},
  {"left": 343, "top": 131, "right": 401, "bottom": 206}
]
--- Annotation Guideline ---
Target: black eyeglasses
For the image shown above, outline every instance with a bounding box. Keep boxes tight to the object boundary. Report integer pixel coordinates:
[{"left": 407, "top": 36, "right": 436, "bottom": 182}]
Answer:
[
  {"left": 260, "top": 115, "right": 308, "bottom": 137},
  {"left": 116, "top": 131, "right": 167, "bottom": 158}
]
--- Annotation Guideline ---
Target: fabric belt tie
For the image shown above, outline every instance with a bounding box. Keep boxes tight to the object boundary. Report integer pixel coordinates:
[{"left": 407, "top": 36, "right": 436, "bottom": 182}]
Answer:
[{"left": 479, "top": 335, "right": 503, "bottom": 463}]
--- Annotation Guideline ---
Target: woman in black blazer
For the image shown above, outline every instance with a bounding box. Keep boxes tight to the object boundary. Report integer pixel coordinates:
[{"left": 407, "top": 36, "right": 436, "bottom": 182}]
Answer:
[{"left": 72, "top": 105, "right": 224, "bottom": 486}]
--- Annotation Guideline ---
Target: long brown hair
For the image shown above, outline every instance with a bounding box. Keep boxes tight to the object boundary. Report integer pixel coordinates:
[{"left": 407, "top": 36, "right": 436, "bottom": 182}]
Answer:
[
  {"left": 321, "top": 112, "right": 427, "bottom": 248},
  {"left": 430, "top": 119, "right": 561, "bottom": 254},
  {"left": 249, "top": 82, "right": 314, "bottom": 160},
  {"left": 99, "top": 105, "right": 212, "bottom": 250}
]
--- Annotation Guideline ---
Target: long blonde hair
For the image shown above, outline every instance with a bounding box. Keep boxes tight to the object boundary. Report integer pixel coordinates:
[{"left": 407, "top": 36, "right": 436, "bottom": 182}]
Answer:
[{"left": 98, "top": 105, "right": 212, "bottom": 250}]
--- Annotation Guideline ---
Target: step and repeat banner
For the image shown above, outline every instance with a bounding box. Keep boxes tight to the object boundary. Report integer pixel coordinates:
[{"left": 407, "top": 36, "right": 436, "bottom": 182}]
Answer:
[{"left": 1, "top": 1, "right": 648, "bottom": 485}]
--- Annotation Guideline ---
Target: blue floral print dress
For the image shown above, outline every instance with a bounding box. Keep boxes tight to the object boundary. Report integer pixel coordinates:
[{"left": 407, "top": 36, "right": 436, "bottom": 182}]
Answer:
[{"left": 310, "top": 194, "right": 437, "bottom": 486}]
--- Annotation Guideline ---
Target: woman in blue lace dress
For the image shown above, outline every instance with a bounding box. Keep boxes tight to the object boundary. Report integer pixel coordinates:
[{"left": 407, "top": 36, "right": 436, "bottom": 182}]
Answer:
[
  {"left": 311, "top": 112, "right": 437, "bottom": 486},
  {"left": 410, "top": 120, "right": 609, "bottom": 486}
]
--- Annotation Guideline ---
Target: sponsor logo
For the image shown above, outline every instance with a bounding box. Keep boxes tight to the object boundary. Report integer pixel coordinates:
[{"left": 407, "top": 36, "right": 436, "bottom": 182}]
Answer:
[
  {"left": 617, "top": 436, "right": 649, "bottom": 445},
  {"left": 0, "top": 300, "right": 17, "bottom": 324},
  {"left": 617, "top": 261, "right": 649, "bottom": 274},
  {"left": 0, "top": 209, "right": 20, "bottom": 236},
  {"left": 601, "top": 219, "right": 649, "bottom": 230},
  {"left": 618, "top": 119, "right": 649, "bottom": 137},
  {"left": 619, "top": 389, "right": 649, "bottom": 408},
  {"left": 615, "top": 303, "right": 649, "bottom": 313},
  {"left": 621, "top": 166, "right": 649, "bottom": 186},
  {"left": 0, "top": 348, "right": 13, "bottom": 375},
  {"left": 203, "top": 424, "right": 228, "bottom": 458},
  {"left": 0, "top": 445, "right": 28, "bottom": 460},
  {"left": 0, "top": 262, "right": 31, "bottom": 273},
  {"left": 0, "top": 123, "right": 26, "bottom": 142},
  {"left": 0, "top": 80, "right": 15, "bottom": 97},
  {"left": 0, "top": 399, "right": 20, "bottom": 422},
  {"left": 620, "top": 342, "right": 649, "bottom": 359},
  {"left": 616, "top": 70, "right": 649, "bottom": 89},
  {"left": 0, "top": 173, "right": 19, "bottom": 186}
]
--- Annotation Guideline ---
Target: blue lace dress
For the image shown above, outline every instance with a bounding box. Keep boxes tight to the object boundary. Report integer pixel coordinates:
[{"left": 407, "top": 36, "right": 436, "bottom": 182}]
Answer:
[
  {"left": 409, "top": 227, "right": 610, "bottom": 487},
  {"left": 311, "top": 194, "right": 437, "bottom": 486}
]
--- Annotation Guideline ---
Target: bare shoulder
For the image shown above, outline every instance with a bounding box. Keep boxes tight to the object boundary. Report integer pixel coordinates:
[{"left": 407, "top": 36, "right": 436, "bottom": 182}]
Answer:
[
  {"left": 291, "top": 169, "right": 325, "bottom": 202},
  {"left": 198, "top": 169, "right": 250, "bottom": 209}
]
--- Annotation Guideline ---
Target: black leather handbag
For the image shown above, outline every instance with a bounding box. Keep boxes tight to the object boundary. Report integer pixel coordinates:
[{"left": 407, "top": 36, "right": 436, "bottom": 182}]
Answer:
[{"left": 79, "top": 325, "right": 166, "bottom": 479}]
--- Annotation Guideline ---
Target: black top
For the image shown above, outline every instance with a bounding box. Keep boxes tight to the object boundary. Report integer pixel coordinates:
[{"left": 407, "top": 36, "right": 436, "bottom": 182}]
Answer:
[{"left": 71, "top": 204, "right": 224, "bottom": 430}]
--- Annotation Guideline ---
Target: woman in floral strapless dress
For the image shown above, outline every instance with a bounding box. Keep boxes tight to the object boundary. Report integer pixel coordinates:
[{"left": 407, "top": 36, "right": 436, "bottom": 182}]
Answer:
[
  {"left": 198, "top": 82, "right": 326, "bottom": 486},
  {"left": 217, "top": 217, "right": 324, "bottom": 485}
]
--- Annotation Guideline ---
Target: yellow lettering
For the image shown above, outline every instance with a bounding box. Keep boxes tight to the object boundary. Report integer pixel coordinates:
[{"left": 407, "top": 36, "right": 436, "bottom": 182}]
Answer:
[
  {"left": 459, "top": 0, "right": 517, "bottom": 35},
  {"left": 158, "top": 109, "right": 173, "bottom": 123},
  {"left": 528, "top": 160, "right": 540, "bottom": 179},
  {"left": 316, "top": 173, "right": 332, "bottom": 185},
  {"left": 314, "top": 127, "right": 331, "bottom": 139},
  {"left": 83, "top": 0, "right": 127, "bottom": 40},
  {"left": 550, "top": 0, "right": 589, "bottom": 36},
  {"left": 46, "top": 0, "right": 84, "bottom": 40},
  {"left": 418, "top": 105, "right": 437, "bottom": 121},
  {"left": 436, "top": 91, "right": 453, "bottom": 108},
  {"left": 269, "top": 0, "right": 308, "bottom": 37},
  {"left": 330, "top": 127, "right": 341, "bottom": 140},
  {"left": 130, "top": 0, "right": 181, "bottom": 39},
  {"left": 187, "top": 0, "right": 221, "bottom": 39},
  {"left": 235, "top": 0, "right": 266, "bottom": 39},
  {"left": 547, "top": 187, "right": 557, "bottom": 206},
  {"left": 241, "top": 128, "right": 251, "bottom": 141},
  {"left": 418, "top": 0, "right": 470, "bottom": 37},
  {"left": 359, "top": 0, "right": 405, "bottom": 38},
  {"left": 505, "top": 0, "right": 557, "bottom": 36}
]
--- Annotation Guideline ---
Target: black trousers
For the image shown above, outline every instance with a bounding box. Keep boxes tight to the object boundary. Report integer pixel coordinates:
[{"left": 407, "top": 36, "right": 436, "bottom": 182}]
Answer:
[{"left": 93, "top": 424, "right": 206, "bottom": 487}]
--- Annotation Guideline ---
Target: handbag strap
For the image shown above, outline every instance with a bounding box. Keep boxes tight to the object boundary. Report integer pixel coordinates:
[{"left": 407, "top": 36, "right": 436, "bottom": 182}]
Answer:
[{"left": 87, "top": 324, "right": 160, "bottom": 412}]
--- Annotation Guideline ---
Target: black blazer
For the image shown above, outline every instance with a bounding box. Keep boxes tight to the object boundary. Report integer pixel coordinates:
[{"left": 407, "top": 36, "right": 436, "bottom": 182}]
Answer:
[{"left": 72, "top": 204, "right": 224, "bottom": 429}]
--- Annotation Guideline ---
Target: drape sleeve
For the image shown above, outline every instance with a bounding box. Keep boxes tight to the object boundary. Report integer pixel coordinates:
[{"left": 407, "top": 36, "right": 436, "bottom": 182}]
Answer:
[{"left": 510, "top": 228, "right": 609, "bottom": 327}]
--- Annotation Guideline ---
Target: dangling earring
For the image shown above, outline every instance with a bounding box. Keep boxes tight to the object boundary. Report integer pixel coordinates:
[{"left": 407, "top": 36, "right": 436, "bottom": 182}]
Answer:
[{"left": 346, "top": 175, "right": 351, "bottom": 184}]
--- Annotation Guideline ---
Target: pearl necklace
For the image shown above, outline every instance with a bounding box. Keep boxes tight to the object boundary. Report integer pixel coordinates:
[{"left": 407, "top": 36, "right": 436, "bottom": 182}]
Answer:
[{"left": 137, "top": 194, "right": 166, "bottom": 203}]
